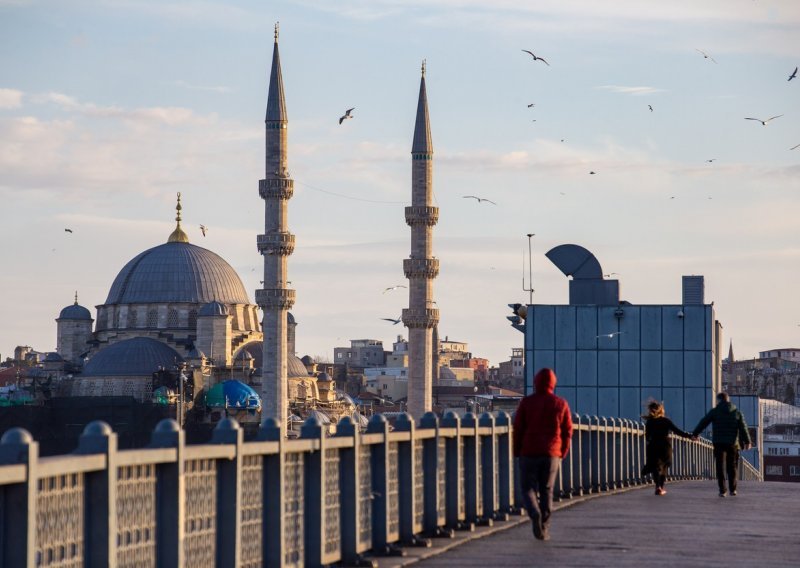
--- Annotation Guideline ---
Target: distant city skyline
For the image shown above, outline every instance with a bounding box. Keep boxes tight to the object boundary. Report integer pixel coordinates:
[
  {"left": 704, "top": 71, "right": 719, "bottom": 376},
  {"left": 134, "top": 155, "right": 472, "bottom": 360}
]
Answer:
[{"left": 1, "top": 0, "right": 798, "bottom": 366}]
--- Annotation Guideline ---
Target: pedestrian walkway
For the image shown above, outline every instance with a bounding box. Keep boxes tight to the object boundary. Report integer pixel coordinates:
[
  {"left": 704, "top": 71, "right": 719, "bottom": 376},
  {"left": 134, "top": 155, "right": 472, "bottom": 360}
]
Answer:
[{"left": 378, "top": 481, "right": 799, "bottom": 567}]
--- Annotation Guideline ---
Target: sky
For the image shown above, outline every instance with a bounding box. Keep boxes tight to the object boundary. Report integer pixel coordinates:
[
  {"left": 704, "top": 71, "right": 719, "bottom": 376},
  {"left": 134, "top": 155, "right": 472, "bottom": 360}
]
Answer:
[{"left": 0, "top": 0, "right": 798, "bottom": 366}]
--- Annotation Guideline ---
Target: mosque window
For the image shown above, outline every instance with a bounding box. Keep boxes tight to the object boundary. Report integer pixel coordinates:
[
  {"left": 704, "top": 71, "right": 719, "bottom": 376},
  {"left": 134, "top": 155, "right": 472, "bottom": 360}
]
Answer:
[
  {"left": 113, "top": 310, "right": 120, "bottom": 328},
  {"left": 188, "top": 309, "right": 198, "bottom": 329},
  {"left": 168, "top": 308, "right": 179, "bottom": 327},
  {"left": 128, "top": 309, "right": 138, "bottom": 328},
  {"left": 147, "top": 309, "right": 158, "bottom": 328}
]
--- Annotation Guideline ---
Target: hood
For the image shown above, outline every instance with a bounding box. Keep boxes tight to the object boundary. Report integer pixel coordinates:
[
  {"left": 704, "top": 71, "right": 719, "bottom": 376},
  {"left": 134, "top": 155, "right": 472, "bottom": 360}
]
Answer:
[
  {"left": 717, "top": 401, "right": 737, "bottom": 413},
  {"left": 534, "top": 368, "right": 557, "bottom": 394}
]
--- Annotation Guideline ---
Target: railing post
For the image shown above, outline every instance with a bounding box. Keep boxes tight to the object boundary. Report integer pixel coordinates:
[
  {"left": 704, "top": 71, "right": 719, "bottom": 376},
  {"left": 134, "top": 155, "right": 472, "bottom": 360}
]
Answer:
[
  {"left": 0, "top": 428, "right": 38, "bottom": 567},
  {"left": 608, "top": 417, "right": 619, "bottom": 489},
  {"left": 367, "top": 415, "right": 403, "bottom": 556},
  {"left": 395, "top": 413, "right": 430, "bottom": 547},
  {"left": 75, "top": 420, "right": 118, "bottom": 568},
  {"left": 580, "top": 415, "right": 592, "bottom": 495},
  {"left": 511, "top": 411, "right": 524, "bottom": 515},
  {"left": 462, "top": 413, "right": 488, "bottom": 526},
  {"left": 495, "top": 411, "right": 515, "bottom": 513},
  {"left": 441, "top": 412, "right": 471, "bottom": 532},
  {"left": 570, "top": 414, "right": 583, "bottom": 496},
  {"left": 479, "top": 412, "right": 505, "bottom": 520},
  {"left": 300, "top": 416, "right": 326, "bottom": 568},
  {"left": 589, "top": 416, "right": 602, "bottom": 492},
  {"left": 258, "top": 417, "right": 285, "bottom": 567},
  {"left": 335, "top": 416, "right": 374, "bottom": 566},
  {"left": 211, "top": 418, "right": 243, "bottom": 568},
  {"left": 149, "top": 419, "right": 184, "bottom": 568},
  {"left": 419, "top": 412, "right": 453, "bottom": 539},
  {"left": 618, "top": 418, "right": 629, "bottom": 487}
]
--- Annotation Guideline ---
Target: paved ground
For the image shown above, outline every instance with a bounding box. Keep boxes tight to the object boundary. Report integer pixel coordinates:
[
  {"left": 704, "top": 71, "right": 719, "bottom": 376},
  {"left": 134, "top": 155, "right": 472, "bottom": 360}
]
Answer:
[{"left": 374, "top": 480, "right": 800, "bottom": 568}]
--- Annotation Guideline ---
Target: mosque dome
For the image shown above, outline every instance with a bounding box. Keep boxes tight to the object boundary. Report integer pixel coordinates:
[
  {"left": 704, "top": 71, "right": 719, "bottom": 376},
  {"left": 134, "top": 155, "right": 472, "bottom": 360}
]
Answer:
[
  {"left": 105, "top": 242, "right": 250, "bottom": 305},
  {"left": 59, "top": 303, "right": 92, "bottom": 320},
  {"left": 238, "top": 341, "right": 310, "bottom": 377},
  {"left": 82, "top": 337, "right": 183, "bottom": 377}
]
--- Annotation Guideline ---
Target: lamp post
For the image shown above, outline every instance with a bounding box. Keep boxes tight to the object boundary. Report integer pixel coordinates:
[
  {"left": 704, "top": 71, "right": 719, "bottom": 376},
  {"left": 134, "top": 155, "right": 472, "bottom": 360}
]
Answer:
[{"left": 524, "top": 233, "right": 535, "bottom": 305}]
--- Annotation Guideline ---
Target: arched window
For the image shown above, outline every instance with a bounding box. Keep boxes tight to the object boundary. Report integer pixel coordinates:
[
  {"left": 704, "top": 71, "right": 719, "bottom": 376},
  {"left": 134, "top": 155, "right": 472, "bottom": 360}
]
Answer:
[
  {"left": 147, "top": 309, "right": 158, "bottom": 328},
  {"left": 188, "top": 309, "right": 198, "bottom": 329},
  {"left": 167, "top": 308, "right": 179, "bottom": 328}
]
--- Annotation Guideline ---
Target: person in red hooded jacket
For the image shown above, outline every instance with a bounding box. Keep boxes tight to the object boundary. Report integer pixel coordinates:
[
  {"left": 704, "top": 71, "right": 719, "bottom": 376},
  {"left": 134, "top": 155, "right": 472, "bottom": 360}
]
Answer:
[{"left": 513, "top": 367, "right": 573, "bottom": 541}]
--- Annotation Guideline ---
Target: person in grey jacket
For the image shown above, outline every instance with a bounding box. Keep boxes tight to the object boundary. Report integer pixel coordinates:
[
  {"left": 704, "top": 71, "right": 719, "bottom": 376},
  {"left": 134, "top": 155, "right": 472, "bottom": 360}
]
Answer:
[{"left": 691, "top": 392, "right": 751, "bottom": 497}]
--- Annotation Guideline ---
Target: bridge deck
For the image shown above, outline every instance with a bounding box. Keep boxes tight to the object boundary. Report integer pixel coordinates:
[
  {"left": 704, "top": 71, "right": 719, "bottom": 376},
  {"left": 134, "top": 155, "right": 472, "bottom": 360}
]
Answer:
[{"left": 379, "top": 481, "right": 798, "bottom": 567}]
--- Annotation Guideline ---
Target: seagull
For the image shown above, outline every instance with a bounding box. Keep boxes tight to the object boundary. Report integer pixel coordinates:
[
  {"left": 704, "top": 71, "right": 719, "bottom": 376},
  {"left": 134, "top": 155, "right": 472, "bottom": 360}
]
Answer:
[
  {"left": 521, "top": 50, "right": 550, "bottom": 66},
  {"left": 339, "top": 108, "right": 355, "bottom": 124},
  {"left": 64, "top": 228, "right": 73, "bottom": 233},
  {"left": 382, "top": 285, "right": 407, "bottom": 294},
  {"left": 199, "top": 224, "right": 208, "bottom": 237},
  {"left": 744, "top": 115, "right": 783, "bottom": 126},
  {"left": 789, "top": 67, "right": 797, "bottom": 81},
  {"left": 380, "top": 316, "right": 402, "bottom": 325},
  {"left": 463, "top": 195, "right": 497, "bottom": 205},
  {"left": 706, "top": 159, "right": 716, "bottom": 163},
  {"left": 670, "top": 196, "right": 676, "bottom": 199},
  {"left": 695, "top": 49, "right": 717, "bottom": 63},
  {"left": 790, "top": 143, "right": 800, "bottom": 151},
  {"left": 527, "top": 103, "right": 536, "bottom": 108},
  {"left": 648, "top": 105, "right": 653, "bottom": 112},
  {"left": 589, "top": 171, "right": 597, "bottom": 175},
  {"left": 597, "top": 331, "right": 625, "bottom": 339}
]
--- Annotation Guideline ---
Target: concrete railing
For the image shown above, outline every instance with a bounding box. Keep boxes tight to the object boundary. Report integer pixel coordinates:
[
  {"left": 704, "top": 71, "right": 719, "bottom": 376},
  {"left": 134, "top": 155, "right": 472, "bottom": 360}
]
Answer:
[{"left": 0, "top": 411, "right": 760, "bottom": 567}]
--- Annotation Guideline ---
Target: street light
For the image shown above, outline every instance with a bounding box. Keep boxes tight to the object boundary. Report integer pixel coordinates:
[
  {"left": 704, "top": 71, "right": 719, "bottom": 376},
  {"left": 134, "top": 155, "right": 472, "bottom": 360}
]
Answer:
[{"left": 524, "top": 233, "right": 535, "bottom": 305}]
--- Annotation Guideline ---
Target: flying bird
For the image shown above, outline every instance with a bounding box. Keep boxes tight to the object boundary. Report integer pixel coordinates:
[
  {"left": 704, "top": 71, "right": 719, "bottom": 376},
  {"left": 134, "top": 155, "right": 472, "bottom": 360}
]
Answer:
[
  {"left": 64, "top": 228, "right": 73, "bottom": 233},
  {"left": 380, "top": 316, "right": 402, "bottom": 325},
  {"left": 790, "top": 143, "right": 800, "bottom": 151},
  {"left": 589, "top": 171, "right": 597, "bottom": 175},
  {"left": 382, "top": 285, "right": 407, "bottom": 294},
  {"left": 706, "top": 159, "right": 716, "bottom": 163},
  {"left": 648, "top": 105, "right": 653, "bottom": 112},
  {"left": 597, "top": 331, "right": 625, "bottom": 339},
  {"left": 527, "top": 103, "right": 536, "bottom": 108},
  {"left": 789, "top": 67, "right": 798, "bottom": 81},
  {"left": 521, "top": 50, "right": 550, "bottom": 66},
  {"left": 199, "top": 224, "right": 208, "bottom": 237},
  {"left": 745, "top": 115, "right": 783, "bottom": 126},
  {"left": 695, "top": 49, "right": 717, "bottom": 63},
  {"left": 463, "top": 195, "right": 497, "bottom": 205},
  {"left": 339, "top": 108, "right": 355, "bottom": 124}
]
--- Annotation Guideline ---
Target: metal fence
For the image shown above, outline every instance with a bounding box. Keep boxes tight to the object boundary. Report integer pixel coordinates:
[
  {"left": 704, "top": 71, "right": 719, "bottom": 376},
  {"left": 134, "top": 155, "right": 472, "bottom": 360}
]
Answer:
[{"left": 0, "top": 411, "right": 761, "bottom": 567}]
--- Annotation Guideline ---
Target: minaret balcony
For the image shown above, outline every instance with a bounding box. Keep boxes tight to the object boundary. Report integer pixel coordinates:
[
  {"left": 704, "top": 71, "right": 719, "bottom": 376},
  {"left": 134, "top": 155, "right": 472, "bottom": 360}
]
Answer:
[
  {"left": 257, "top": 233, "right": 295, "bottom": 256},
  {"left": 404, "top": 206, "right": 439, "bottom": 227},
  {"left": 259, "top": 178, "right": 294, "bottom": 200},
  {"left": 403, "top": 258, "right": 440, "bottom": 279},
  {"left": 402, "top": 308, "right": 440, "bottom": 329},
  {"left": 255, "top": 288, "right": 296, "bottom": 309}
]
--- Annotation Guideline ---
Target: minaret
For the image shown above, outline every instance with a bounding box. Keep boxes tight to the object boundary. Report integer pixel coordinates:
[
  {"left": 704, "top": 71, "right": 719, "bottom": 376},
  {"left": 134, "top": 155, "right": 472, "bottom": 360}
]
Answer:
[
  {"left": 256, "top": 23, "right": 295, "bottom": 434},
  {"left": 402, "top": 61, "right": 439, "bottom": 419}
]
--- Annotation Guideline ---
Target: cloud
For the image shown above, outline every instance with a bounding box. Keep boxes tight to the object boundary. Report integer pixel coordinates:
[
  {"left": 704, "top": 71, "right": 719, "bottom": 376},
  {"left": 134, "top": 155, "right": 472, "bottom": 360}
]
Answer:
[
  {"left": 595, "top": 85, "right": 665, "bottom": 96},
  {"left": 31, "top": 91, "right": 211, "bottom": 126},
  {"left": 0, "top": 88, "right": 23, "bottom": 108}
]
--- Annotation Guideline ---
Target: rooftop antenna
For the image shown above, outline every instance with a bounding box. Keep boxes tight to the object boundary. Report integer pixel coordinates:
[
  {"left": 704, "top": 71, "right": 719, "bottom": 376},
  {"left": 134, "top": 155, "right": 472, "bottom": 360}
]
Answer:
[{"left": 523, "top": 233, "right": 535, "bottom": 304}]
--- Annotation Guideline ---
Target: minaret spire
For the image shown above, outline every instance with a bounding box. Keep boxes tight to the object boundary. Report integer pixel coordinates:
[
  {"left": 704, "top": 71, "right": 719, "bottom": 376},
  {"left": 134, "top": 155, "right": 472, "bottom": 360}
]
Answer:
[
  {"left": 257, "top": 25, "right": 295, "bottom": 435},
  {"left": 74, "top": 291, "right": 79, "bottom": 305},
  {"left": 403, "top": 62, "right": 439, "bottom": 419}
]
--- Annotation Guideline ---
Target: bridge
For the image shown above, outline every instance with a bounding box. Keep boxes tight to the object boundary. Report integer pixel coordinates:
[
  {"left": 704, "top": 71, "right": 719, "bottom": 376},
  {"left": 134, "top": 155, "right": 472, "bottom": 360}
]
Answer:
[{"left": 0, "top": 412, "right": 762, "bottom": 567}]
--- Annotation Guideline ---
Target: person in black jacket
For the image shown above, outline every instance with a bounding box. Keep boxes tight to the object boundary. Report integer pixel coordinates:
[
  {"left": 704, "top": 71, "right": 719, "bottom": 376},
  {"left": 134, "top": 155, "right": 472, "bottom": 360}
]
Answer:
[
  {"left": 642, "top": 400, "right": 693, "bottom": 495},
  {"left": 691, "top": 392, "right": 751, "bottom": 497}
]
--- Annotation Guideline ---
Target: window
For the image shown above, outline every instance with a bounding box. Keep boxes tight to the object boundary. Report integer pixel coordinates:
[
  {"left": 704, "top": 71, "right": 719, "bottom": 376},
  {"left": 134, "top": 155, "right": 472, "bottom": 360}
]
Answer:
[
  {"left": 767, "top": 447, "right": 777, "bottom": 455},
  {"left": 766, "top": 465, "right": 783, "bottom": 476},
  {"left": 147, "top": 309, "right": 158, "bottom": 328},
  {"left": 790, "top": 466, "right": 800, "bottom": 477},
  {"left": 188, "top": 309, "right": 197, "bottom": 329},
  {"left": 337, "top": 353, "right": 343, "bottom": 359},
  {"left": 128, "top": 308, "right": 138, "bottom": 328},
  {"left": 167, "top": 308, "right": 179, "bottom": 327}
]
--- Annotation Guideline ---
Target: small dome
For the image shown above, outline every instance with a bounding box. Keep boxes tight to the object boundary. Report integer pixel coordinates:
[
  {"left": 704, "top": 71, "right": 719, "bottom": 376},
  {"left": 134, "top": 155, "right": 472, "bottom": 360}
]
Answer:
[
  {"left": 317, "top": 372, "right": 332, "bottom": 382},
  {"left": 206, "top": 380, "right": 261, "bottom": 409},
  {"left": 238, "top": 341, "right": 310, "bottom": 378},
  {"left": 44, "top": 352, "right": 64, "bottom": 363},
  {"left": 199, "top": 301, "right": 229, "bottom": 317},
  {"left": 59, "top": 303, "right": 92, "bottom": 320},
  {"left": 301, "top": 355, "right": 315, "bottom": 366},
  {"left": 82, "top": 338, "right": 183, "bottom": 377}
]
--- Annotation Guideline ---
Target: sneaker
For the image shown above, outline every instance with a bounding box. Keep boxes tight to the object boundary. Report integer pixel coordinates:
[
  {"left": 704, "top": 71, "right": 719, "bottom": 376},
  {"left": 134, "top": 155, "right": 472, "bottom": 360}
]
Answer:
[
  {"left": 659, "top": 488, "right": 667, "bottom": 495},
  {"left": 719, "top": 491, "right": 726, "bottom": 498},
  {"left": 730, "top": 490, "right": 737, "bottom": 496},
  {"left": 532, "top": 520, "right": 543, "bottom": 540}
]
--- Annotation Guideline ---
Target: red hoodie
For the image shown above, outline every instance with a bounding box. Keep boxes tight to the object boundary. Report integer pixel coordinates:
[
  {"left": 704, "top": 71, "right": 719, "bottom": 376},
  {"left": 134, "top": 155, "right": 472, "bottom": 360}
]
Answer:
[{"left": 513, "top": 368, "right": 573, "bottom": 458}]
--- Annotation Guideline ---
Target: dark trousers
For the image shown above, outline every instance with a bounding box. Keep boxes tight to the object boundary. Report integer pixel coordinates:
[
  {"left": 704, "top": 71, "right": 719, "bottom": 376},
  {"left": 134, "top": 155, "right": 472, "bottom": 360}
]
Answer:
[
  {"left": 653, "top": 473, "right": 666, "bottom": 489},
  {"left": 713, "top": 444, "right": 739, "bottom": 493},
  {"left": 519, "top": 456, "right": 561, "bottom": 529}
]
